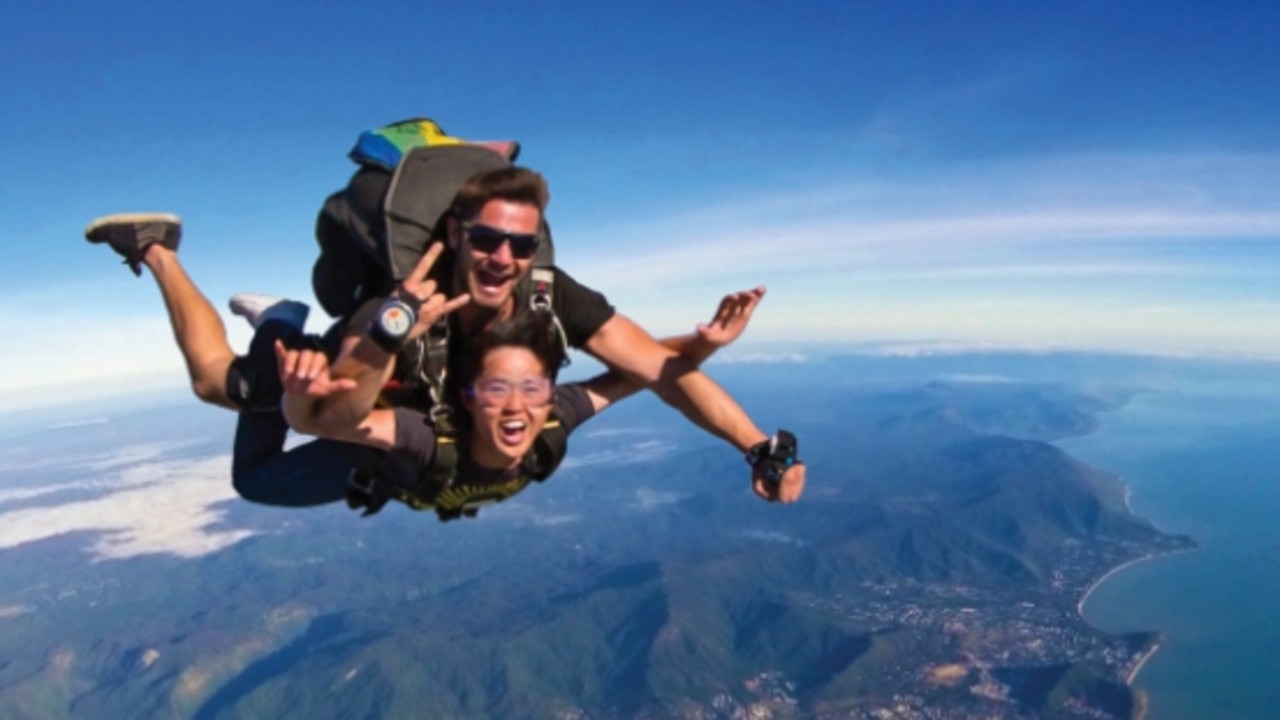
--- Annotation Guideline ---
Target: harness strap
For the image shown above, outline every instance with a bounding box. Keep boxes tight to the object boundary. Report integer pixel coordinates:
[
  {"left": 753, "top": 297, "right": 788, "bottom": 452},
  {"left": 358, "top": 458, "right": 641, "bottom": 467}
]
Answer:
[
  {"left": 529, "top": 268, "right": 571, "bottom": 368},
  {"left": 423, "top": 433, "right": 458, "bottom": 490},
  {"left": 522, "top": 418, "right": 567, "bottom": 482},
  {"left": 422, "top": 317, "right": 451, "bottom": 409},
  {"left": 345, "top": 469, "right": 393, "bottom": 517},
  {"left": 349, "top": 415, "right": 568, "bottom": 521}
]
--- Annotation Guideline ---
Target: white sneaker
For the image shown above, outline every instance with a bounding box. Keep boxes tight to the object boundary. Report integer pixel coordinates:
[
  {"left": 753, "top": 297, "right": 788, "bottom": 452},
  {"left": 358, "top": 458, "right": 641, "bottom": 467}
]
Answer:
[{"left": 228, "top": 293, "right": 310, "bottom": 331}]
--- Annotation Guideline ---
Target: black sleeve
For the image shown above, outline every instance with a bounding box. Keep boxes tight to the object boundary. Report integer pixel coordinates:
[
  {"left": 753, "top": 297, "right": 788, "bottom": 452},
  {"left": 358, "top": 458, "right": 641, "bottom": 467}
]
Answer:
[
  {"left": 551, "top": 267, "right": 616, "bottom": 349},
  {"left": 343, "top": 408, "right": 439, "bottom": 492},
  {"left": 552, "top": 383, "right": 597, "bottom": 436},
  {"left": 390, "top": 406, "right": 438, "bottom": 473}
]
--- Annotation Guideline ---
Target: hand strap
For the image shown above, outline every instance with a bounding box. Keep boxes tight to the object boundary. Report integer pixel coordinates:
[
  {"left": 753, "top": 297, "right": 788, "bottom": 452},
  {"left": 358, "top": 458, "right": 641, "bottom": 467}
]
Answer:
[
  {"left": 391, "top": 284, "right": 423, "bottom": 314},
  {"left": 368, "top": 296, "right": 418, "bottom": 354},
  {"left": 745, "top": 430, "right": 799, "bottom": 487}
]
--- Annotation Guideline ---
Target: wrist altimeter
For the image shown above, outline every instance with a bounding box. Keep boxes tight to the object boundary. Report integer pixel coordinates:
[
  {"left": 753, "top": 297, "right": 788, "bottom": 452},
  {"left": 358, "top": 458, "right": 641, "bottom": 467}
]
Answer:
[
  {"left": 368, "top": 297, "right": 418, "bottom": 353},
  {"left": 745, "top": 430, "right": 799, "bottom": 487}
]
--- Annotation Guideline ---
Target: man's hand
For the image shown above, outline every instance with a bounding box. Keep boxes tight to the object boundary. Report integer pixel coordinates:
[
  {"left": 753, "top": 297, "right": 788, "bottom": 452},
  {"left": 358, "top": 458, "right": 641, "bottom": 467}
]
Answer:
[
  {"left": 306, "top": 242, "right": 470, "bottom": 434},
  {"left": 752, "top": 463, "right": 806, "bottom": 504},
  {"left": 697, "top": 286, "right": 765, "bottom": 348},
  {"left": 396, "top": 242, "right": 471, "bottom": 341},
  {"left": 275, "top": 340, "right": 356, "bottom": 399}
]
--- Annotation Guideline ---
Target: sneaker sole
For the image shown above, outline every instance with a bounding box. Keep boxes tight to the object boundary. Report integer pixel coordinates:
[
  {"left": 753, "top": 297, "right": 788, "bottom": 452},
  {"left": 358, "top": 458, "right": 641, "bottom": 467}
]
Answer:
[{"left": 84, "top": 212, "right": 182, "bottom": 239}]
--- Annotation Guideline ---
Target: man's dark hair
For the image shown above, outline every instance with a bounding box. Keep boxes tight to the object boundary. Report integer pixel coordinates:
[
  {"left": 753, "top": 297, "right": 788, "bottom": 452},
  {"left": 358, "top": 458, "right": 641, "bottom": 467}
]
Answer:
[
  {"left": 460, "top": 312, "right": 567, "bottom": 390},
  {"left": 450, "top": 166, "right": 550, "bottom": 222}
]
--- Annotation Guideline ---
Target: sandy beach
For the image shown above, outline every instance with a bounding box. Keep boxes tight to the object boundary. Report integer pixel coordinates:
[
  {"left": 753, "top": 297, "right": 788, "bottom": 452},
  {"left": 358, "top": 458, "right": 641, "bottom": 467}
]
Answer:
[
  {"left": 1127, "top": 641, "right": 1161, "bottom": 685},
  {"left": 1075, "top": 544, "right": 1195, "bottom": 695},
  {"left": 1076, "top": 554, "right": 1155, "bottom": 617}
]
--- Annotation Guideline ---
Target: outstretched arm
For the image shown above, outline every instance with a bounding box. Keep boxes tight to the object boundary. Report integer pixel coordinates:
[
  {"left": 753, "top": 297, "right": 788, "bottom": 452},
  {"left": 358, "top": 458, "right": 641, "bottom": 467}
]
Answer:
[
  {"left": 583, "top": 290, "right": 763, "bottom": 450},
  {"left": 581, "top": 287, "right": 764, "bottom": 415},
  {"left": 581, "top": 287, "right": 804, "bottom": 503}
]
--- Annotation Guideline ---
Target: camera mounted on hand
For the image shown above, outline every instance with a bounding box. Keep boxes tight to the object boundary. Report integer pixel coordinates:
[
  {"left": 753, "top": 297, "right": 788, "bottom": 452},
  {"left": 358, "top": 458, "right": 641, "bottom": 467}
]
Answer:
[{"left": 745, "top": 430, "right": 800, "bottom": 489}]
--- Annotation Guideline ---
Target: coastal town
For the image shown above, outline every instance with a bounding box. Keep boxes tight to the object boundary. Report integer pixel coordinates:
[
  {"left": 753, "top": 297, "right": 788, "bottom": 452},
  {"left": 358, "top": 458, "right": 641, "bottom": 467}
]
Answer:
[{"left": 708, "top": 531, "right": 1195, "bottom": 720}]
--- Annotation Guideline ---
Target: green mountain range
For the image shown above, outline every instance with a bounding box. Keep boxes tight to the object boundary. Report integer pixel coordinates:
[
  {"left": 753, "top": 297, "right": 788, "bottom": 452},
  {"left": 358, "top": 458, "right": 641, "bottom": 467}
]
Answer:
[{"left": 0, "top": 375, "right": 1187, "bottom": 719}]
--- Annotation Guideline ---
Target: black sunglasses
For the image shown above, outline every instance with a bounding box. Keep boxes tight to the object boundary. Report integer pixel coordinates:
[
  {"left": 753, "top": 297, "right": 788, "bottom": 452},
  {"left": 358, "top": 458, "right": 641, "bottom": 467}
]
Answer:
[{"left": 465, "top": 223, "right": 540, "bottom": 260}]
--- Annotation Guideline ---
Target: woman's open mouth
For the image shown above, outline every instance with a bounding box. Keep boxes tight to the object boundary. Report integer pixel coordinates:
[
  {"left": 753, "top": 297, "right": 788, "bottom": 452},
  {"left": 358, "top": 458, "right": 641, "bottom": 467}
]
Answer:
[{"left": 499, "top": 419, "right": 528, "bottom": 446}]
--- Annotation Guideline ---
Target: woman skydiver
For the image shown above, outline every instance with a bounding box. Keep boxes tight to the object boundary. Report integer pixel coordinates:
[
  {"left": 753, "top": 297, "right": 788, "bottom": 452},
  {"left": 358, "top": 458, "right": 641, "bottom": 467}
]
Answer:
[{"left": 276, "top": 287, "right": 787, "bottom": 521}]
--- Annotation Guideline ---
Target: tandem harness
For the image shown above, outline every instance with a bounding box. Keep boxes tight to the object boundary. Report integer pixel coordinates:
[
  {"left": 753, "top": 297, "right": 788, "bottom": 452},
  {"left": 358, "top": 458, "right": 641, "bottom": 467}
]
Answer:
[
  {"left": 341, "top": 282, "right": 570, "bottom": 521},
  {"left": 345, "top": 415, "right": 570, "bottom": 522},
  {"left": 341, "top": 268, "right": 570, "bottom": 521},
  {"left": 327, "top": 118, "right": 572, "bottom": 520},
  {"left": 353, "top": 268, "right": 570, "bottom": 505}
]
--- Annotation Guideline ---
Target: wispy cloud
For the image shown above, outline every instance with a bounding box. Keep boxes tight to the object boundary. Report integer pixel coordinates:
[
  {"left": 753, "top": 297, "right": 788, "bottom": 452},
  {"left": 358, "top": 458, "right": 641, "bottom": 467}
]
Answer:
[
  {"left": 572, "top": 152, "right": 1280, "bottom": 359},
  {"left": 936, "top": 373, "right": 1019, "bottom": 384},
  {"left": 530, "top": 513, "right": 582, "bottom": 527},
  {"left": 559, "top": 440, "right": 677, "bottom": 470},
  {"left": 735, "top": 529, "right": 806, "bottom": 547},
  {"left": 579, "top": 208, "right": 1280, "bottom": 291},
  {"left": 0, "top": 270, "right": 314, "bottom": 411},
  {"left": 0, "top": 605, "right": 34, "bottom": 619},
  {"left": 0, "top": 451, "right": 252, "bottom": 561},
  {"left": 709, "top": 351, "right": 808, "bottom": 365},
  {"left": 633, "top": 487, "right": 683, "bottom": 511},
  {"left": 8, "top": 151, "right": 1280, "bottom": 411}
]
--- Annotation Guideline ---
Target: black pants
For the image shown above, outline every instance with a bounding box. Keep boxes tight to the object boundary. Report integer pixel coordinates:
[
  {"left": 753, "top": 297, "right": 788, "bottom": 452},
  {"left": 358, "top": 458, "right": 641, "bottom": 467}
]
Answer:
[{"left": 227, "top": 321, "right": 351, "bottom": 507}]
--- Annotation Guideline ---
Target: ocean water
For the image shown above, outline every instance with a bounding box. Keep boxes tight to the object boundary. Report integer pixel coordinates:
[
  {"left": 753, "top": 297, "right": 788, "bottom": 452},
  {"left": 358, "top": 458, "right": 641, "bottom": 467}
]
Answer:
[{"left": 1061, "top": 379, "right": 1280, "bottom": 720}]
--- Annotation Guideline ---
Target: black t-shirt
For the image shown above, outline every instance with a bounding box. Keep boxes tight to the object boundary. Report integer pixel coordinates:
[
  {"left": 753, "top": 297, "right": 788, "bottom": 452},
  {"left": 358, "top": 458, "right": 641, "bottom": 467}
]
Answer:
[
  {"left": 541, "top": 266, "right": 616, "bottom": 348},
  {"left": 347, "top": 383, "right": 595, "bottom": 513},
  {"left": 345, "top": 264, "right": 614, "bottom": 409},
  {"left": 345, "top": 264, "right": 614, "bottom": 349}
]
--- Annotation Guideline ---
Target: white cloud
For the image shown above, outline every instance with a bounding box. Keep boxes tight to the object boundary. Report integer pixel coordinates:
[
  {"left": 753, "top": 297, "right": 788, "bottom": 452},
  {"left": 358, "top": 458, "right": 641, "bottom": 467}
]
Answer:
[
  {"left": 0, "top": 452, "right": 253, "bottom": 561},
  {"left": 583, "top": 427, "right": 651, "bottom": 439},
  {"left": 577, "top": 209, "right": 1280, "bottom": 291},
  {"left": 709, "top": 351, "right": 808, "bottom": 365},
  {"left": 559, "top": 440, "right": 677, "bottom": 469},
  {"left": 0, "top": 605, "right": 34, "bottom": 619},
  {"left": 42, "top": 418, "right": 109, "bottom": 431},
  {"left": 869, "top": 342, "right": 1063, "bottom": 358},
  {"left": 548, "top": 152, "right": 1280, "bottom": 361},
  {"left": 936, "top": 374, "right": 1018, "bottom": 384},
  {"left": 633, "top": 487, "right": 683, "bottom": 511},
  {"left": 0, "top": 481, "right": 89, "bottom": 505},
  {"left": 571, "top": 151, "right": 1280, "bottom": 285},
  {"left": 735, "top": 529, "right": 805, "bottom": 546},
  {"left": 530, "top": 514, "right": 582, "bottom": 527}
]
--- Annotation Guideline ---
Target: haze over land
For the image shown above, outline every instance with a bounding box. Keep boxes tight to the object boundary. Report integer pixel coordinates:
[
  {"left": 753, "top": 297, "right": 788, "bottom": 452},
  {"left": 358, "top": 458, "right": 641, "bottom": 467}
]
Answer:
[{"left": 0, "top": 354, "right": 1214, "bottom": 718}]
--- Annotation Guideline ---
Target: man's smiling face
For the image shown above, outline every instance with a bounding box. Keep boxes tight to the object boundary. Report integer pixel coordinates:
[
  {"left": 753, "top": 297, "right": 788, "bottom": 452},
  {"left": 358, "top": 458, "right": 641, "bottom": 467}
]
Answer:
[{"left": 452, "top": 198, "right": 541, "bottom": 316}]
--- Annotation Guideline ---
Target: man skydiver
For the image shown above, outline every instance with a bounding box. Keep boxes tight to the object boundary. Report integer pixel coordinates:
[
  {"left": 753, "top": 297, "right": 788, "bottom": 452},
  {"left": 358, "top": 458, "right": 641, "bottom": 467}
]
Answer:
[
  {"left": 307, "top": 166, "right": 806, "bottom": 503},
  {"left": 83, "top": 213, "right": 797, "bottom": 514}
]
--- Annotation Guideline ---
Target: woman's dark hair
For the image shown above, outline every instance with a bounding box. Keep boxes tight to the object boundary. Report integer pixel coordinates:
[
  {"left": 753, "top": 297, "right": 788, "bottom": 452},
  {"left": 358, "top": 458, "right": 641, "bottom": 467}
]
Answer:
[{"left": 459, "top": 312, "right": 566, "bottom": 390}]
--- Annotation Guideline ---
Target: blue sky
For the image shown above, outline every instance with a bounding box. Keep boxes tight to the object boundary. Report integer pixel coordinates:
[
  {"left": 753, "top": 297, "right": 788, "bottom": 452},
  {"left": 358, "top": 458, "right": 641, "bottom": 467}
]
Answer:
[{"left": 2, "top": 0, "right": 1279, "bottom": 410}]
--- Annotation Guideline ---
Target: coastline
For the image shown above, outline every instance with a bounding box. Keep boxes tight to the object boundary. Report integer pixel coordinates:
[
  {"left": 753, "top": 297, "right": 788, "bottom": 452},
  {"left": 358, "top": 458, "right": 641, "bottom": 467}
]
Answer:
[
  {"left": 1127, "top": 641, "right": 1160, "bottom": 685},
  {"left": 1060, "top": 379, "right": 1280, "bottom": 719},
  {"left": 1075, "top": 544, "right": 1196, "bottom": 703},
  {"left": 1062, "top": 407, "right": 1189, "bottom": 705},
  {"left": 1075, "top": 554, "right": 1153, "bottom": 617},
  {"left": 1127, "top": 645, "right": 1159, "bottom": 720}
]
